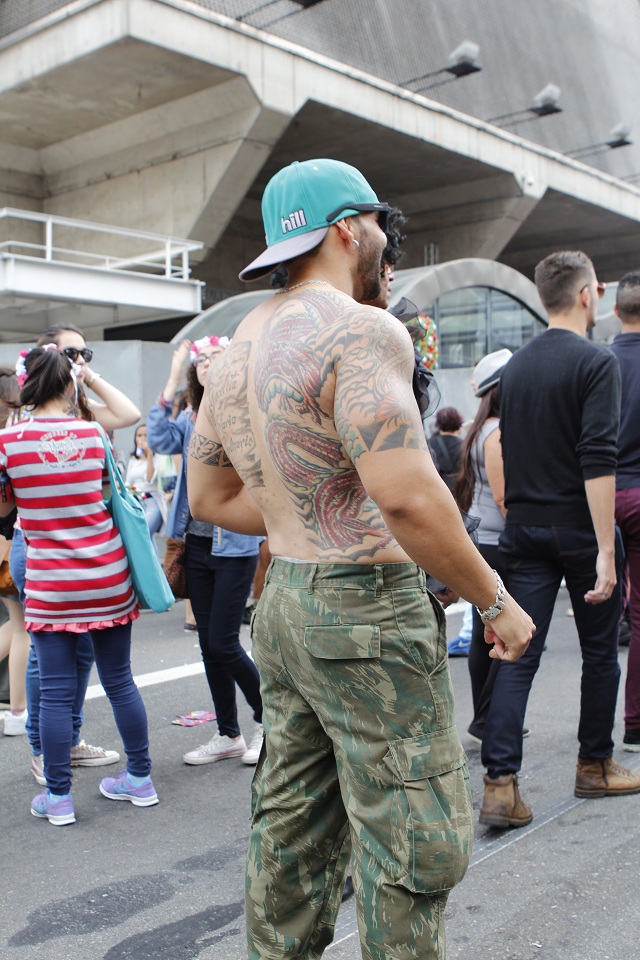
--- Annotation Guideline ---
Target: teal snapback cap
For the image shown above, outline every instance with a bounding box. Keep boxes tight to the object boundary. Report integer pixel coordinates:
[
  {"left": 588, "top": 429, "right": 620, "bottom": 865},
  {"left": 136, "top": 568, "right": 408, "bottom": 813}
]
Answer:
[{"left": 239, "top": 158, "right": 389, "bottom": 281}]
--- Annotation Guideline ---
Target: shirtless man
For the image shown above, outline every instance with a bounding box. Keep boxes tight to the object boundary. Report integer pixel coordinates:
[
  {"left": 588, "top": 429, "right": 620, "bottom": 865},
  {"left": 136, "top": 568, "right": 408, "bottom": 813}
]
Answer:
[{"left": 187, "top": 159, "right": 534, "bottom": 960}]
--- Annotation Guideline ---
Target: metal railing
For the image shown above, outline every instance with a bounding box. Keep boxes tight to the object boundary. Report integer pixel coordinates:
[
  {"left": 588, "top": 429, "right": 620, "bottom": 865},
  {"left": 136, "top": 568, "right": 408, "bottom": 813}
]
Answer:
[{"left": 0, "top": 208, "right": 203, "bottom": 281}]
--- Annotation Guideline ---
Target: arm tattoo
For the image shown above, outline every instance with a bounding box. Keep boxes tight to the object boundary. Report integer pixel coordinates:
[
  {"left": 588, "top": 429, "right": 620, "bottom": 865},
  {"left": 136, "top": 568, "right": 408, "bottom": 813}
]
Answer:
[
  {"left": 188, "top": 430, "right": 233, "bottom": 467},
  {"left": 207, "top": 342, "right": 265, "bottom": 489},
  {"left": 334, "top": 319, "right": 426, "bottom": 464}
]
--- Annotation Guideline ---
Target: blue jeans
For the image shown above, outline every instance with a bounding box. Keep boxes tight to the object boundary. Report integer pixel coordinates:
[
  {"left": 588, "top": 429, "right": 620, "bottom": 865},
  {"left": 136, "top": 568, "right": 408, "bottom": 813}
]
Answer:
[
  {"left": 31, "top": 624, "right": 151, "bottom": 795},
  {"left": 9, "top": 527, "right": 93, "bottom": 754},
  {"left": 143, "top": 495, "right": 163, "bottom": 536},
  {"left": 185, "top": 536, "right": 261, "bottom": 738},
  {"left": 481, "top": 523, "right": 623, "bottom": 778}
]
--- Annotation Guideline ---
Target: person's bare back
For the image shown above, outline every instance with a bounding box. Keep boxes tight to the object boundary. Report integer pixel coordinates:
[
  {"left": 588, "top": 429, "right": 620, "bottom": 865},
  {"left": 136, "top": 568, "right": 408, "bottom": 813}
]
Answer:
[{"left": 200, "top": 284, "right": 420, "bottom": 564}]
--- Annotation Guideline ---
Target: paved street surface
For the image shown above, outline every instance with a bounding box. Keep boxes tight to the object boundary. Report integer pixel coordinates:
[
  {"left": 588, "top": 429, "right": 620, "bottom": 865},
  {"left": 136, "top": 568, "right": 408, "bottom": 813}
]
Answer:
[{"left": 2, "top": 587, "right": 639, "bottom": 960}]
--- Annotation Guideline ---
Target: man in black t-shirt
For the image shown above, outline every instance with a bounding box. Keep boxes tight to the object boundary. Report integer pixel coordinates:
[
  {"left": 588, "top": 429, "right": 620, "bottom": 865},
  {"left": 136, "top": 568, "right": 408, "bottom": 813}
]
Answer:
[{"left": 479, "top": 250, "right": 640, "bottom": 829}]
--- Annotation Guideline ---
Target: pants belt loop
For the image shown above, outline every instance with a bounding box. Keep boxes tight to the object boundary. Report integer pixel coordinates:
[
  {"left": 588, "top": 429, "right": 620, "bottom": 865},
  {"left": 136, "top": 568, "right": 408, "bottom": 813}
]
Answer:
[
  {"left": 307, "top": 564, "right": 317, "bottom": 595},
  {"left": 375, "top": 565, "right": 383, "bottom": 598},
  {"left": 419, "top": 567, "right": 427, "bottom": 593},
  {"left": 264, "top": 559, "right": 275, "bottom": 587}
]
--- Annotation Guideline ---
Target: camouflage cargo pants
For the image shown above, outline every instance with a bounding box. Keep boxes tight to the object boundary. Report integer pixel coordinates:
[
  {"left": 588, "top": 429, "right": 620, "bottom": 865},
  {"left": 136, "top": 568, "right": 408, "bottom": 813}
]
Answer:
[{"left": 247, "top": 559, "right": 473, "bottom": 960}]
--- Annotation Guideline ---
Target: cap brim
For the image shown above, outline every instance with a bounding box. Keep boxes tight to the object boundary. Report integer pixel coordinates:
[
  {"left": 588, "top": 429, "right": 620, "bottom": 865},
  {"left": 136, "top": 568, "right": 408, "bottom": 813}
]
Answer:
[
  {"left": 475, "top": 364, "right": 508, "bottom": 398},
  {"left": 239, "top": 227, "right": 329, "bottom": 282}
]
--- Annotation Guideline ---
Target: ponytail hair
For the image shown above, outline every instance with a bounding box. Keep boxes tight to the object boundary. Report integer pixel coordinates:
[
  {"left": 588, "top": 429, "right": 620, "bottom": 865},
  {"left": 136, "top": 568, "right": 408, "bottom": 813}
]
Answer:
[
  {"left": 19, "top": 347, "right": 73, "bottom": 410},
  {"left": 454, "top": 386, "right": 501, "bottom": 512}
]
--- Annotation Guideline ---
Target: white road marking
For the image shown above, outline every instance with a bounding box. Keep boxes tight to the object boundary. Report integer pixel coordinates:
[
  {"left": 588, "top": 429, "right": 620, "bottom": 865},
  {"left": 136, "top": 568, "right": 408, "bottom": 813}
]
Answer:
[{"left": 84, "top": 660, "right": 204, "bottom": 699}]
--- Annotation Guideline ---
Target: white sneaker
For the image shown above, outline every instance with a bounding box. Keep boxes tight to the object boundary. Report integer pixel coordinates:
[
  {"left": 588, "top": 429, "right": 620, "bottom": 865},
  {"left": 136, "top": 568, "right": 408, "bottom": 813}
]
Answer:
[
  {"left": 183, "top": 733, "right": 247, "bottom": 765},
  {"left": 3, "top": 709, "right": 27, "bottom": 736},
  {"left": 242, "top": 724, "right": 264, "bottom": 765},
  {"left": 70, "top": 740, "right": 120, "bottom": 766},
  {"left": 31, "top": 754, "right": 46, "bottom": 785}
]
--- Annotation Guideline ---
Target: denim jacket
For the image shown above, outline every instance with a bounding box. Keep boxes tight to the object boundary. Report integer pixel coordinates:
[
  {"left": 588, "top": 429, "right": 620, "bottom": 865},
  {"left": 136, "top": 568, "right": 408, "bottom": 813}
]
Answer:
[{"left": 147, "top": 401, "right": 260, "bottom": 557}]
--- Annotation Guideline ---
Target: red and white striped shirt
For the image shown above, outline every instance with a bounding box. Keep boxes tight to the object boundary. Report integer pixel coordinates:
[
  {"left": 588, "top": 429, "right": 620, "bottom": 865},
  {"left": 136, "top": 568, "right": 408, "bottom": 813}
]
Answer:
[{"left": 0, "top": 417, "right": 138, "bottom": 629}]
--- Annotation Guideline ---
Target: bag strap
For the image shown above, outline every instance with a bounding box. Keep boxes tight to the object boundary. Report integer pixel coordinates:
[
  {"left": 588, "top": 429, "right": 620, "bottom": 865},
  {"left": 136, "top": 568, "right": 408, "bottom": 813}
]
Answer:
[
  {"left": 94, "top": 424, "right": 137, "bottom": 506},
  {"left": 431, "top": 434, "right": 456, "bottom": 476}
]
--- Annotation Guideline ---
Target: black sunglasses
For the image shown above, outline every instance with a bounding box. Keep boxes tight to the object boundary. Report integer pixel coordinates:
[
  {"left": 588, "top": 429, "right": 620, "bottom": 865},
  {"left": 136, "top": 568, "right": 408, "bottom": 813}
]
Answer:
[
  {"left": 61, "top": 346, "right": 93, "bottom": 363},
  {"left": 326, "top": 202, "right": 390, "bottom": 232}
]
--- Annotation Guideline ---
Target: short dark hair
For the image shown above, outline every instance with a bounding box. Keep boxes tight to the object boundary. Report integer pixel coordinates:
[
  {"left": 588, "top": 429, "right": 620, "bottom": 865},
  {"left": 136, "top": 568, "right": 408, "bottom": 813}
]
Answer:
[
  {"left": 19, "top": 348, "right": 73, "bottom": 409},
  {"left": 435, "top": 406, "right": 463, "bottom": 433},
  {"left": 185, "top": 362, "right": 204, "bottom": 413},
  {"left": 381, "top": 207, "right": 407, "bottom": 268},
  {"left": 534, "top": 250, "right": 594, "bottom": 313},
  {"left": 616, "top": 270, "right": 640, "bottom": 320}
]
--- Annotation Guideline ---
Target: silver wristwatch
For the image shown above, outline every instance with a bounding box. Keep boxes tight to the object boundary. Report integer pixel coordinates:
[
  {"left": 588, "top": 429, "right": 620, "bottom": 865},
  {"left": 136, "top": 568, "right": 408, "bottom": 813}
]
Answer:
[{"left": 476, "top": 571, "right": 506, "bottom": 624}]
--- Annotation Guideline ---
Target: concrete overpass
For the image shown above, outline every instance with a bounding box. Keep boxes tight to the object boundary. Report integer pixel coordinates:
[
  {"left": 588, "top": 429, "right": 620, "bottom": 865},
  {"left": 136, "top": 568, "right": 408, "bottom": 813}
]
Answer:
[{"left": 1, "top": 0, "right": 640, "bottom": 337}]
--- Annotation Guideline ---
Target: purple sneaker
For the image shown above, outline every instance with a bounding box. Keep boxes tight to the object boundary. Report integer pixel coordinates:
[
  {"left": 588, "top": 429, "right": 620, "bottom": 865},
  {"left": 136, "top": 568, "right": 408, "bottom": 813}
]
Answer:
[
  {"left": 99, "top": 770, "right": 159, "bottom": 807},
  {"left": 31, "top": 790, "right": 76, "bottom": 826}
]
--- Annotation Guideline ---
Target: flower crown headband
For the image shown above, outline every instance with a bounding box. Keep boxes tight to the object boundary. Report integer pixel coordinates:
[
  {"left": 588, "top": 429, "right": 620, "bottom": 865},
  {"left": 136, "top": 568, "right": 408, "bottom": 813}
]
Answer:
[
  {"left": 15, "top": 343, "right": 59, "bottom": 387},
  {"left": 189, "top": 336, "right": 231, "bottom": 365}
]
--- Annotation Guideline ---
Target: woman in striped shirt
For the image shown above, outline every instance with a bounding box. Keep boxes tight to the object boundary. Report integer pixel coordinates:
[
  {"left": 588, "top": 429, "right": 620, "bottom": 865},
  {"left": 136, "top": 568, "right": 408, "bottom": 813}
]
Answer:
[{"left": 0, "top": 346, "right": 157, "bottom": 825}]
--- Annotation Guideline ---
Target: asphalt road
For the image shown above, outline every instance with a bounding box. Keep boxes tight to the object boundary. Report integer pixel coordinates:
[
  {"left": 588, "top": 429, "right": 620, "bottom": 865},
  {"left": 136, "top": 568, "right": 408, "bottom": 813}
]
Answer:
[{"left": 1, "top": 588, "right": 639, "bottom": 960}]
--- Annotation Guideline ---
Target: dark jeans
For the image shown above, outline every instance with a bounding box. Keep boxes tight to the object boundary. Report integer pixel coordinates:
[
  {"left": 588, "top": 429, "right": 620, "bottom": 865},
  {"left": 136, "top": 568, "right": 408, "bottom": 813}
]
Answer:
[
  {"left": 10, "top": 526, "right": 93, "bottom": 753},
  {"left": 616, "top": 487, "right": 640, "bottom": 730},
  {"left": 468, "top": 542, "right": 505, "bottom": 736},
  {"left": 185, "top": 536, "right": 261, "bottom": 738},
  {"left": 31, "top": 624, "right": 151, "bottom": 795},
  {"left": 482, "top": 523, "right": 623, "bottom": 779}
]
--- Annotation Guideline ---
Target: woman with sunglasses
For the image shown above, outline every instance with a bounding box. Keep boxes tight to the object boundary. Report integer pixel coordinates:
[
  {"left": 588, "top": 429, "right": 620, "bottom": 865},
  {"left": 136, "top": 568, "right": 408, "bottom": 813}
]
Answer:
[
  {"left": 148, "top": 337, "right": 264, "bottom": 768},
  {"left": 0, "top": 345, "right": 156, "bottom": 824},
  {"left": 9, "top": 322, "right": 140, "bottom": 787}
]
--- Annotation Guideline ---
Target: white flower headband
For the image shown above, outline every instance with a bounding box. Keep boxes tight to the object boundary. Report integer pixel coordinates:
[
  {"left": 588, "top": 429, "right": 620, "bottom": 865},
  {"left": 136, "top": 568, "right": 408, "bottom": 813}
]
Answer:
[
  {"left": 15, "top": 343, "right": 58, "bottom": 387},
  {"left": 189, "top": 336, "right": 231, "bottom": 365}
]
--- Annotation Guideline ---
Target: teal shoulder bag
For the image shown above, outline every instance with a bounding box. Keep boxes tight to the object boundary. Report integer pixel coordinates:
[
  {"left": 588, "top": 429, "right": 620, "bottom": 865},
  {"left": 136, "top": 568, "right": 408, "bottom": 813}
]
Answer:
[{"left": 96, "top": 425, "right": 174, "bottom": 613}]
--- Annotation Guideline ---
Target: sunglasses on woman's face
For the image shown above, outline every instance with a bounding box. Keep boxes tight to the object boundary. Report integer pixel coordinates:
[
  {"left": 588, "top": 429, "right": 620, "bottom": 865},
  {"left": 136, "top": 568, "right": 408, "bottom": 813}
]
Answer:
[{"left": 61, "top": 346, "right": 93, "bottom": 363}]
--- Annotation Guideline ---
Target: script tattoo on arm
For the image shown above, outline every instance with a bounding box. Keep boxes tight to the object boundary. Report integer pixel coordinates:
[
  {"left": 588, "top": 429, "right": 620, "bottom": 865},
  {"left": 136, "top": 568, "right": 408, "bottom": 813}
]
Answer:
[
  {"left": 334, "top": 309, "right": 427, "bottom": 465},
  {"left": 188, "top": 430, "right": 234, "bottom": 467}
]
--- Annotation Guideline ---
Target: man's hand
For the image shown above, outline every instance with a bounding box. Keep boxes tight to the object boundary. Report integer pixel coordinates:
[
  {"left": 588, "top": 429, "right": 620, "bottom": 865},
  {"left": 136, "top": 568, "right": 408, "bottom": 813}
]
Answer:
[
  {"left": 433, "top": 587, "right": 460, "bottom": 609},
  {"left": 484, "top": 591, "right": 535, "bottom": 662},
  {"left": 584, "top": 549, "right": 616, "bottom": 605}
]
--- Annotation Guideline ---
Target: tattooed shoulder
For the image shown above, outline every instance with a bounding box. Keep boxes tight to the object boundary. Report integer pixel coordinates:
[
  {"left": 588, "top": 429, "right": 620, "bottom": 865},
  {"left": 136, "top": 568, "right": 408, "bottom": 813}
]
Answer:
[{"left": 188, "top": 430, "right": 234, "bottom": 467}]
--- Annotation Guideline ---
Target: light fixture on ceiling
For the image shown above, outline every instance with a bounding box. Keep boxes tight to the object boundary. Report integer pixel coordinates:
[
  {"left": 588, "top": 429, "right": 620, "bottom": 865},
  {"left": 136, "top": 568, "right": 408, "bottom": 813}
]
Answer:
[
  {"left": 487, "top": 83, "right": 562, "bottom": 126},
  {"left": 238, "top": 0, "right": 326, "bottom": 25},
  {"left": 566, "top": 122, "right": 633, "bottom": 159},
  {"left": 403, "top": 40, "right": 481, "bottom": 91},
  {"left": 529, "top": 83, "right": 563, "bottom": 117}
]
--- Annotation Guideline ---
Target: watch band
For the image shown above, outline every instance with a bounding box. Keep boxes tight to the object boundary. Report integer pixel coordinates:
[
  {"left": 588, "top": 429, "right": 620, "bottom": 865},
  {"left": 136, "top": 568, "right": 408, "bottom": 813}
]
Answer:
[{"left": 476, "top": 570, "right": 506, "bottom": 624}]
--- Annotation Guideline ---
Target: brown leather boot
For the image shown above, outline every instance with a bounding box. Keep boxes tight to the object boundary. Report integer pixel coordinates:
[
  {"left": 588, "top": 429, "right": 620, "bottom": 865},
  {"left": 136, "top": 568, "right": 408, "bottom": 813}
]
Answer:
[
  {"left": 479, "top": 773, "right": 533, "bottom": 829},
  {"left": 574, "top": 756, "right": 640, "bottom": 798}
]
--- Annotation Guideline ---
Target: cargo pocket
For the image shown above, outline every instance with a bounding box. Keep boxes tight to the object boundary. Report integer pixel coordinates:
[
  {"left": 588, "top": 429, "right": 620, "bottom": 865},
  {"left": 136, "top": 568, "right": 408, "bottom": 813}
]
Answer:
[
  {"left": 304, "top": 624, "right": 381, "bottom": 659},
  {"left": 384, "top": 728, "right": 473, "bottom": 893}
]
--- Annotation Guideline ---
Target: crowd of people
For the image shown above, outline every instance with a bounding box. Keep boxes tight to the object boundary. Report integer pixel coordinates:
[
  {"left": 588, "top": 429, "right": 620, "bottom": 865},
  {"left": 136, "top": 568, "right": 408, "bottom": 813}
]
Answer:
[{"left": 1, "top": 156, "right": 639, "bottom": 960}]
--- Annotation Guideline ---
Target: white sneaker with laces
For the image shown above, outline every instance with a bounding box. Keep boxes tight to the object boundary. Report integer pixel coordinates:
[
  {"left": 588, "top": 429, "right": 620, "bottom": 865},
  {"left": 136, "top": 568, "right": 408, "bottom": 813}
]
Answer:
[
  {"left": 183, "top": 733, "right": 247, "bottom": 765},
  {"left": 70, "top": 740, "right": 120, "bottom": 766},
  {"left": 242, "top": 724, "right": 264, "bottom": 765}
]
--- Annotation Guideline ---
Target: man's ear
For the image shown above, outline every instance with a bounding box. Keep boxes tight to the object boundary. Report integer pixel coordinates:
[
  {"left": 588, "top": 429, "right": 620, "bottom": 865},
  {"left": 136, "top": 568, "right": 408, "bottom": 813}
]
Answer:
[
  {"left": 333, "top": 218, "right": 356, "bottom": 248},
  {"left": 613, "top": 303, "right": 620, "bottom": 319}
]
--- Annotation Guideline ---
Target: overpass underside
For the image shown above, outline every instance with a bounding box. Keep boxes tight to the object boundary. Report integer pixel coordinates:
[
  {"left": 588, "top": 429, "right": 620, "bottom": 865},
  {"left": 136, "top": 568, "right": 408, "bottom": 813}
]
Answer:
[{"left": 1, "top": 0, "right": 640, "bottom": 336}]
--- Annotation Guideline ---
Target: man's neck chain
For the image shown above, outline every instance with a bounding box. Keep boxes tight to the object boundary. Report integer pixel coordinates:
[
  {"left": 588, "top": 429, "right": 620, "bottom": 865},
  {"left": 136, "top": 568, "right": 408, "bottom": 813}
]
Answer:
[{"left": 277, "top": 279, "right": 333, "bottom": 294}]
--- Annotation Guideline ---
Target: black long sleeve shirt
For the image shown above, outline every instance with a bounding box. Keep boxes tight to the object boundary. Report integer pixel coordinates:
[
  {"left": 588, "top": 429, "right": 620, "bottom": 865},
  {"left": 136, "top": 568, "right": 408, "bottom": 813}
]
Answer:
[
  {"left": 500, "top": 328, "right": 620, "bottom": 529},
  {"left": 609, "top": 332, "right": 640, "bottom": 490}
]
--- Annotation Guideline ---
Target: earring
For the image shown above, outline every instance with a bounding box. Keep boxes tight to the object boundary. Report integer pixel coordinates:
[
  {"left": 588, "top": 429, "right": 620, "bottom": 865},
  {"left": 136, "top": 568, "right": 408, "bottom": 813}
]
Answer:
[{"left": 353, "top": 240, "right": 360, "bottom": 249}]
